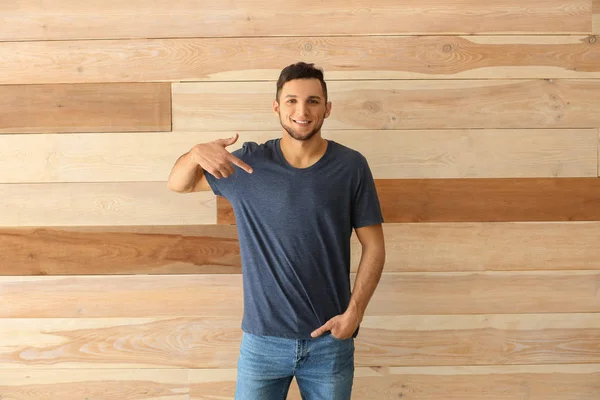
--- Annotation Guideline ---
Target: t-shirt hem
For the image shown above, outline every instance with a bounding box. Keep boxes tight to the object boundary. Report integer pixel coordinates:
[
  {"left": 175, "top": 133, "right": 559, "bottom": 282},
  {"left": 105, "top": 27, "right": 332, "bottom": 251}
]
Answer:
[
  {"left": 241, "top": 326, "right": 360, "bottom": 340},
  {"left": 242, "top": 328, "right": 316, "bottom": 340},
  {"left": 353, "top": 217, "right": 384, "bottom": 229}
]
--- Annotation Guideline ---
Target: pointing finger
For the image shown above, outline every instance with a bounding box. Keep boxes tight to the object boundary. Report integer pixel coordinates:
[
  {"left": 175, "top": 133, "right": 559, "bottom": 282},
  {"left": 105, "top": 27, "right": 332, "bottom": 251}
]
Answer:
[{"left": 229, "top": 155, "right": 253, "bottom": 174}]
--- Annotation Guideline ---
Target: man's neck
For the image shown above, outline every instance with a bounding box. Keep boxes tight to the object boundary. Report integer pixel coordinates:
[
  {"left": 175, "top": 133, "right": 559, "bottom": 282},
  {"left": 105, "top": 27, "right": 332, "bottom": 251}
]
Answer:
[{"left": 279, "top": 133, "right": 328, "bottom": 169}]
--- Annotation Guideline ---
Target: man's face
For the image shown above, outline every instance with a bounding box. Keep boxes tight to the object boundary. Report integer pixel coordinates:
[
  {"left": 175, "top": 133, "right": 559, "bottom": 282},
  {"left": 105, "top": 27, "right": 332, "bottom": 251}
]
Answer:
[{"left": 273, "top": 78, "right": 331, "bottom": 141}]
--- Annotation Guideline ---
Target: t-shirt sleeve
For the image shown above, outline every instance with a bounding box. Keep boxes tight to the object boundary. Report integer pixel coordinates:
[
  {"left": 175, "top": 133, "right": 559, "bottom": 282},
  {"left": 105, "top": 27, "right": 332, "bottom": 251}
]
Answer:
[
  {"left": 204, "top": 142, "right": 254, "bottom": 200},
  {"left": 352, "top": 155, "right": 384, "bottom": 229}
]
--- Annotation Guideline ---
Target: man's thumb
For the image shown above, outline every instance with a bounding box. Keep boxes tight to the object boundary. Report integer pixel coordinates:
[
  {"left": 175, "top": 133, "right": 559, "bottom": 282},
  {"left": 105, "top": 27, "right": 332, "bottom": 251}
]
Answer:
[{"left": 221, "top": 133, "right": 239, "bottom": 146}]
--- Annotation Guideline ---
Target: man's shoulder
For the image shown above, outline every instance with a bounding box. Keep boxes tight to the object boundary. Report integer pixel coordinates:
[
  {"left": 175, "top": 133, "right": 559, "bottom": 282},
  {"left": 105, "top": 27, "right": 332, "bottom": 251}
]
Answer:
[
  {"left": 329, "top": 140, "right": 368, "bottom": 164},
  {"left": 235, "top": 139, "right": 278, "bottom": 159}
]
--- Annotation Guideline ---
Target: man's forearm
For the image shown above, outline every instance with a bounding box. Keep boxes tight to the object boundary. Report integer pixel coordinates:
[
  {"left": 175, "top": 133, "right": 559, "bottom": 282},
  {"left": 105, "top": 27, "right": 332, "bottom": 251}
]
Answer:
[
  {"left": 167, "top": 152, "right": 201, "bottom": 192},
  {"left": 347, "top": 245, "right": 386, "bottom": 322}
]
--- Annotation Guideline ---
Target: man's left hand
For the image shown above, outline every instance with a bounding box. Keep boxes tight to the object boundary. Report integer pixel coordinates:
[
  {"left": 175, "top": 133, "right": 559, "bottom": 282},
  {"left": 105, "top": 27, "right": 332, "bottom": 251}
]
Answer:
[{"left": 310, "top": 309, "right": 361, "bottom": 340}]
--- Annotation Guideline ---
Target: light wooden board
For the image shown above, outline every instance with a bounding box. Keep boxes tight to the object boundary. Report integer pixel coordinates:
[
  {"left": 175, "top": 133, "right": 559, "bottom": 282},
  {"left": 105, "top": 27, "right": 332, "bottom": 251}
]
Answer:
[
  {"left": 2, "top": 222, "right": 599, "bottom": 276},
  {"left": 0, "top": 1, "right": 590, "bottom": 41},
  {"left": 1, "top": 314, "right": 599, "bottom": 369},
  {"left": 3, "top": 36, "right": 600, "bottom": 85},
  {"left": 0, "top": 317, "right": 241, "bottom": 369},
  {"left": 351, "top": 222, "right": 600, "bottom": 272},
  {"left": 0, "top": 83, "right": 171, "bottom": 134},
  {"left": 0, "top": 369, "right": 189, "bottom": 400},
  {"left": 1, "top": 366, "right": 598, "bottom": 400},
  {"left": 189, "top": 365, "right": 600, "bottom": 400},
  {"left": 0, "top": 183, "right": 215, "bottom": 227},
  {"left": 218, "top": 178, "right": 600, "bottom": 224},
  {"left": 0, "top": 272, "right": 599, "bottom": 318},
  {"left": 594, "top": 0, "right": 600, "bottom": 34},
  {"left": 1, "top": 129, "right": 595, "bottom": 183},
  {"left": 369, "top": 271, "right": 600, "bottom": 315},
  {"left": 173, "top": 80, "right": 600, "bottom": 131},
  {"left": 0, "top": 131, "right": 274, "bottom": 184}
]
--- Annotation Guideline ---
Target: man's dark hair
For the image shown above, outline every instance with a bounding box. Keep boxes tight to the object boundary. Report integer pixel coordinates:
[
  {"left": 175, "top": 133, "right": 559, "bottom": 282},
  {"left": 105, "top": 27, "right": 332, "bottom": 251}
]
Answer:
[{"left": 275, "top": 62, "right": 328, "bottom": 102}]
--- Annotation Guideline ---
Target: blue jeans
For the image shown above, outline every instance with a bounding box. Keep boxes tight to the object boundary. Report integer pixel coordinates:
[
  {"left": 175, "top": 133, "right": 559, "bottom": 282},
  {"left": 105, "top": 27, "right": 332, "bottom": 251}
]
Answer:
[{"left": 235, "top": 332, "right": 355, "bottom": 400}]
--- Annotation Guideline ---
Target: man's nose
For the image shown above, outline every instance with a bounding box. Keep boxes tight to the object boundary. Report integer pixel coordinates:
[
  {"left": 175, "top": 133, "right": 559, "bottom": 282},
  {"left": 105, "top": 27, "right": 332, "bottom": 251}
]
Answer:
[{"left": 297, "top": 104, "right": 309, "bottom": 115}]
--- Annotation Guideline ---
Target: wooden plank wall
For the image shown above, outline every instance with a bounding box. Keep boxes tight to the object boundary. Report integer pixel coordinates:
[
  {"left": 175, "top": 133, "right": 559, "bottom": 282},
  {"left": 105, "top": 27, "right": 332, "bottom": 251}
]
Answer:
[{"left": 1, "top": 1, "right": 600, "bottom": 399}]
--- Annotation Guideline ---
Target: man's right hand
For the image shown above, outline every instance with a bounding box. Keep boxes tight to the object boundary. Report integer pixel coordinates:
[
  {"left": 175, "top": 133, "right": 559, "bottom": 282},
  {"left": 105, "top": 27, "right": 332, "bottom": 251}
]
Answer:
[{"left": 190, "top": 133, "right": 253, "bottom": 179}]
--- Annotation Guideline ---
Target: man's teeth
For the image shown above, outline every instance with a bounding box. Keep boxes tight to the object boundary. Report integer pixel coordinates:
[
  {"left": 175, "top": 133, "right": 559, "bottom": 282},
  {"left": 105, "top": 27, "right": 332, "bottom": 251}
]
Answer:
[{"left": 294, "top": 120, "right": 310, "bottom": 124}]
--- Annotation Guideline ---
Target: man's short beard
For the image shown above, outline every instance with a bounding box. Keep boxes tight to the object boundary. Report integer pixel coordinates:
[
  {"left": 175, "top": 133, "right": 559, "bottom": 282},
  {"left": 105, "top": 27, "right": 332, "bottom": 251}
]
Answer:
[{"left": 279, "top": 114, "right": 324, "bottom": 141}]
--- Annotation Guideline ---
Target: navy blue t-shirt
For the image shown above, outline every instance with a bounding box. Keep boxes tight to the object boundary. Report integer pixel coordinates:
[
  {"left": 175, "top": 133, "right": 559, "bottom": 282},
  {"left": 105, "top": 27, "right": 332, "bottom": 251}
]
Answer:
[{"left": 205, "top": 138, "right": 383, "bottom": 339}]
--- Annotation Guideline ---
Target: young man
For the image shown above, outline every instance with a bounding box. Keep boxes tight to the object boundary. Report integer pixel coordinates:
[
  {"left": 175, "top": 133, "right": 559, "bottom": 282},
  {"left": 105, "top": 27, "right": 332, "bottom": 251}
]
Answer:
[{"left": 168, "top": 62, "right": 386, "bottom": 400}]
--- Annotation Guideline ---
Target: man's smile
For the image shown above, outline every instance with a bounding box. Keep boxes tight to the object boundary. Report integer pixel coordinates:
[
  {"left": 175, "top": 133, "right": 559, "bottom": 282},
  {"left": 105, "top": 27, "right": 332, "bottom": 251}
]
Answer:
[{"left": 292, "top": 119, "right": 311, "bottom": 125}]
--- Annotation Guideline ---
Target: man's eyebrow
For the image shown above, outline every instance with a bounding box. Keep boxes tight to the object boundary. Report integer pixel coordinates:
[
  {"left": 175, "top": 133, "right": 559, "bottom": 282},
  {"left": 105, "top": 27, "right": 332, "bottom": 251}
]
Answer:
[{"left": 283, "top": 94, "right": 322, "bottom": 99}]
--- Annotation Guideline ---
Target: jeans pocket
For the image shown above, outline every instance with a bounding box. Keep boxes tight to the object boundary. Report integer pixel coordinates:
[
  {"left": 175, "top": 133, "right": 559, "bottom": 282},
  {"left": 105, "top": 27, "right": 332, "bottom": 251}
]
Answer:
[{"left": 330, "top": 333, "right": 351, "bottom": 342}]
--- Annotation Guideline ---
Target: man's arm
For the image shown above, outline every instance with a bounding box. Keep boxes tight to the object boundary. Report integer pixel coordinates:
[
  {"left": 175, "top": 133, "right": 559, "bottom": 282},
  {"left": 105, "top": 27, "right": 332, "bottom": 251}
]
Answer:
[
  {"left": 167, "top": 133, "right": 253, "bottom": 193},
  {"left": 311, "top": 223, "right": 386, "bottom": 339},
  {"left": 347, "top": 223, "right": 386, "bottom": 323}
]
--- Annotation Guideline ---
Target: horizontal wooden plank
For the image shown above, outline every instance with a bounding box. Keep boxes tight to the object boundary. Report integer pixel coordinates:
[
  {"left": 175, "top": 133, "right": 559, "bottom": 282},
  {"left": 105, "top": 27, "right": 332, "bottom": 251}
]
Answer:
[
  {"left": 0, "top": 369, "right": 189, "bottom": 400},
  {"left": 1, "top": 314, "right": 599, "bottom": 368},
  {"left": 594, "top": 0, "right": 600, "bottom": 34},
  {"left": 1, "top": 1, "right": 590, "bottom": 41},
  {"left": 0, "top": 226, "right": 240, "bottom": 276},
  {"left": 1, "top": 271, "right": 598, "bottom": 318},
  {"left": 0, "top": 317, "right": 241, "bottom": 369},
  {"left": 190, "top": 365, "right": 600, "bottom": 400},
  {"left": 370, "top": 271, "right": 600, "bottom": 315},
  {"left": 353, "top": 222, "right": 600, "bottom": 272},
  {"left": 0, "top": 183, "right": 215, "bottom": 227},
  {"left": 1, "top": 365, "right": 598, "bottom": 400},
  {"left": 0, "top": 83, "right": 171, "bottom": 134},
  {"left": 377, "top": 178, "right": 600, "bottom": 222},
  {"left": 219, "top": 178, "right": 600, "bottom": 223},
  {"left": 173, "top": 80, "right": 600, "bottom": 131},
  {"left": 1, "top": 129, "right": 596, "bottom": 183},
  {"left": 0, "top": 131, "right": 274, "bottom": 184},
  {"left": 3, "top": 36, "right": 600, "bottom": 85},
  {"left": 3, "top": 221, "right": 599, "bottom": 276}
]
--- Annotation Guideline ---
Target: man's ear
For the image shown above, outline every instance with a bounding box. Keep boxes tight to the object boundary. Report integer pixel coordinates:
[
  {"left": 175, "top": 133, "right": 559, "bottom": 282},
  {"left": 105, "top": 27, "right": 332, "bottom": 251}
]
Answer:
[
  {"left": 324, "top": 101, "right": 332, "bottom": 119},
  {"left": 273, "top": 100, "right": 280, "bottom": 114}
]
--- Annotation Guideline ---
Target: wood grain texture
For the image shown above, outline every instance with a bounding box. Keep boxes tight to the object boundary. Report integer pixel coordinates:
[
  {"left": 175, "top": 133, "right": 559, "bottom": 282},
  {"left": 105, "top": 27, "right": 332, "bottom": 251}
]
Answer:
[
  {"left": 1, "top": 271, "right": 599, "bottom": 318},
  {"left": 3, "top": 222, "right": 599, "bottom": 276},
  {"left": 0, "top": 226, "right": 240, "bottom": 276},
  {"left": 0, "top": 369, "right": 189, "bottom": 400},
  {"left": 352, "top": 222, "right": 600, "bottom": 272},
  {"left": 173, "top": 80, "right": 600, "bottom": 131},
  {"left": 0, "top": 183, "right": 215, "bottom": 227},
  {"left": 189, "top": 365, "right": 600, "bottom": 400},
  {"left": 0, "top": 131, "right": 275, "bottom": 184},
  {"left": 0, "top": 1, "right": 590, "bottom": 41},
  {"left": 325, "top": 129, "right": 600, "bottom": 179},
  {"left": 1, "top": 129, "right": 596, "bottom": 183},
  {"left": 219, "top": 178, "right": 600, "bottom": 224},
  {"left": 594, "top": 0, "right": 600, "bottom": 34},
  {"left": 3, "top": 36, "right": 600, "bottom": 85},
  {"left": 1, "top": 366, "right": 598, "bottom": 400},
  {"left": 1, "top": 314, "right": 600, "bottom": 368},
  {"left": 0, "top": 317, "right": 241, "bottom": 369},
  {"left": 370, "top": 271, "right": 600, "bottom": 315},
  {"left": 377, "top": 178, "right": 600, "bottom": 222},
  {"left": 0, "top": 83, "right": 171, "bottom": 134}
]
